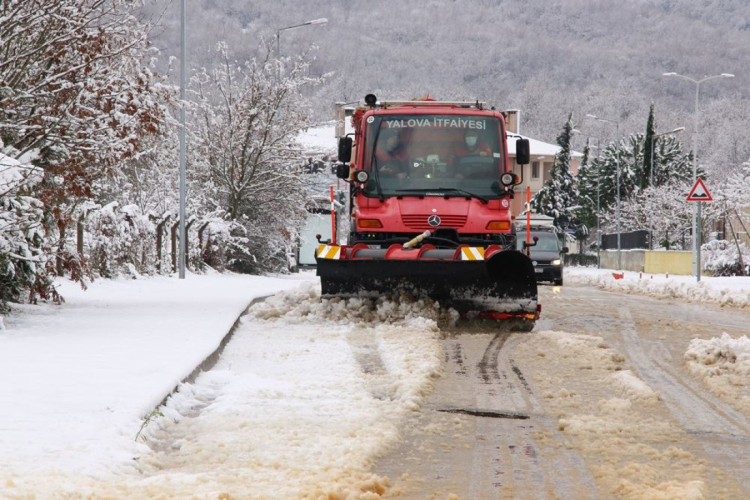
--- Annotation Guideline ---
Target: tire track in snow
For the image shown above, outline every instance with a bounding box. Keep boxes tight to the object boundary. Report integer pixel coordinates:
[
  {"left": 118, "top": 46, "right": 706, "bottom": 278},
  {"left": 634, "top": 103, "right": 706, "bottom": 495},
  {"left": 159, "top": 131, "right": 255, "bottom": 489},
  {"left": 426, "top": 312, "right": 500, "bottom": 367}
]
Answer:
[
  {"left": 375, "top": 332, "right": 598, "bottom": 499},
  {"left": 346, "top": 328, "right": 398, "bottom": 402}
]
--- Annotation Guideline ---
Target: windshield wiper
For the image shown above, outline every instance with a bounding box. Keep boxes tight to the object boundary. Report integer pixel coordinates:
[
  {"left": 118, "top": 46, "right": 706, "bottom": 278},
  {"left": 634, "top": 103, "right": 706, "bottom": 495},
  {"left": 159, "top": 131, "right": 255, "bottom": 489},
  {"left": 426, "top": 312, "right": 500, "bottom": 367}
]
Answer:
[{"left": 396, "top": 188, "right": 488, "bottom": 204}]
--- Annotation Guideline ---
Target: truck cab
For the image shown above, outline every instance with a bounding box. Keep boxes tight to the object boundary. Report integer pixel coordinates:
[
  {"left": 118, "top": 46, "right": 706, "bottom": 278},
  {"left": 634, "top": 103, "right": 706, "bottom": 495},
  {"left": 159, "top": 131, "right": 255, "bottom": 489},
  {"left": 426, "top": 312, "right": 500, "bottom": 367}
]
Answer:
[{"left": 336, "top": 96, "right": 529, "bottom": 250}]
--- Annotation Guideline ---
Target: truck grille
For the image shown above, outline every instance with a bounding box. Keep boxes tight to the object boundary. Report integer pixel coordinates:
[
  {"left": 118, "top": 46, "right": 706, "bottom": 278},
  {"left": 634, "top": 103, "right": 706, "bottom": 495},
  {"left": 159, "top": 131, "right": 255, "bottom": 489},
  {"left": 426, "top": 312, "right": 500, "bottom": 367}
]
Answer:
[{"left": 402, "top": 214, "right": 468, "bottom": 230}]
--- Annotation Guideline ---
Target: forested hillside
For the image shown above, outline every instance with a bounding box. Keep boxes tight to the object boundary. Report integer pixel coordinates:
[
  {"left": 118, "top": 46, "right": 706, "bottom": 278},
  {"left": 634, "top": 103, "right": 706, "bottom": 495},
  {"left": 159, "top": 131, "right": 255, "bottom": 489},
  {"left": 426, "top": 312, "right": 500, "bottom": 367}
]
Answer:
[{"left": 140, "top": 0, "right": 750, "bottom": 179}]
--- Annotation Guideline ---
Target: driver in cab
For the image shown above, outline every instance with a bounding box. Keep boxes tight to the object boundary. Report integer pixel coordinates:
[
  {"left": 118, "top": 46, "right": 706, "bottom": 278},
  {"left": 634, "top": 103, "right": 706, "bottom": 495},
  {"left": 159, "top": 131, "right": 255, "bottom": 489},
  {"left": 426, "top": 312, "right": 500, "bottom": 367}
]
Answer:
[{"left": 375, "top": 130, "right": 407, "bottom": 179}]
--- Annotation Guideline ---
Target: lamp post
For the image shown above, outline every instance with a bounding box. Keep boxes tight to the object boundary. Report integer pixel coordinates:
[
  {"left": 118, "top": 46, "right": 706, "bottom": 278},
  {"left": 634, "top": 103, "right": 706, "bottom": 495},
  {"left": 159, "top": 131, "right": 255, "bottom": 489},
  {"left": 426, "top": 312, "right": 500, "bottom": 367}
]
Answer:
[
  {"left": 587, "top": 139, "right": 602, "bottom": 268},
  {"left": 276, "top": 18, "right": 328, "bottom": 79},
  {"left": 580, "top": 136, "right": 602, "bottom": 267},
  {"left": 587, "top": 114, "right": 621, "bottom": 270},
  {"left": 662, "top": 72, "right": 734, "bottom": 281},
  {"left": 648, "top": 126, "right": 685, "bottom": 249},
  {"left": 178, "top": 0, "right": 186, "bottom": 279}
]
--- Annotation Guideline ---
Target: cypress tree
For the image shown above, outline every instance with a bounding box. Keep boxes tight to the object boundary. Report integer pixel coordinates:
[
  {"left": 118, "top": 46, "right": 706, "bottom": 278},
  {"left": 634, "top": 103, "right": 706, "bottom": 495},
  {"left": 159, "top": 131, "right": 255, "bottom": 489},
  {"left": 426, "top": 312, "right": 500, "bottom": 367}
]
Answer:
[{"left": 641, "top": 103, "right": 656, "bottom": 190}]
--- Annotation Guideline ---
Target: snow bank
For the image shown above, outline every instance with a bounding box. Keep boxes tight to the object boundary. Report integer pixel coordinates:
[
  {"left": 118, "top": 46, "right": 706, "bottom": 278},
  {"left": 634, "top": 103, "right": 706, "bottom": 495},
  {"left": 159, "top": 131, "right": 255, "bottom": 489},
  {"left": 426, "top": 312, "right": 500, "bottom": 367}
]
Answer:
[
  {"left": 684, "top": 333, "right": 750, "bottom": 414},
  {"left": 566, "top": 267, "right": 750, "bottom": 308}
]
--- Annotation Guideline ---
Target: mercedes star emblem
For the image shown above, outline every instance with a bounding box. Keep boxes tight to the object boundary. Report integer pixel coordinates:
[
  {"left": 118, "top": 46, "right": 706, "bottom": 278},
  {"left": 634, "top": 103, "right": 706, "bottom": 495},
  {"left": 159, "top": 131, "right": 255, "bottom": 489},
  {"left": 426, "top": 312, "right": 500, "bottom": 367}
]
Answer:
[{"left": 427, "top": 215, "right": 441, "bottom": 227}]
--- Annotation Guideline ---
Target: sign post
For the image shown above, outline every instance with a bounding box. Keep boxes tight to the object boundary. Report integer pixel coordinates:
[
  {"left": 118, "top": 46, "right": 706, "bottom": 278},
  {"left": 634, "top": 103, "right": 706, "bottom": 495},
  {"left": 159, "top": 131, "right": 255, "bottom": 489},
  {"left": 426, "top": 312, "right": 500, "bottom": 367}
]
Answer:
[{"left": 686, "top": 178, "right": 713, "bottom": 282}]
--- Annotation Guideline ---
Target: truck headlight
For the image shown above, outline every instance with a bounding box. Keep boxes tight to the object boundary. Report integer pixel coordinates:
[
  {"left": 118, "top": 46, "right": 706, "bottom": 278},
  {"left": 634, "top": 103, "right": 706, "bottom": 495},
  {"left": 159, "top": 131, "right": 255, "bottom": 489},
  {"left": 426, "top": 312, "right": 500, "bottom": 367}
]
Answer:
[{"left": 551, "top": 259, "right": 561, "bottom": 266}]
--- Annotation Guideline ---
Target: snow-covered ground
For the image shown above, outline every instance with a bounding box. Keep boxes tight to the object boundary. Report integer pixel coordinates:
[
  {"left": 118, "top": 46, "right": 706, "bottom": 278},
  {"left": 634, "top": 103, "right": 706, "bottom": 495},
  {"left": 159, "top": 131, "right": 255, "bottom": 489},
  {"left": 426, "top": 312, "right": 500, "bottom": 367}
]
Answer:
[
  {"left": 566, "top": 266, "right": 750, "bottom": 413},
  {"left": 2, "top": 266, "right": 749, "bottom": 497},
  {"left": 0, "top": 272, "right": 315, "bottom": 487},
  {"left": 0, "top": 272, "right": 446, "bottom": 497}
]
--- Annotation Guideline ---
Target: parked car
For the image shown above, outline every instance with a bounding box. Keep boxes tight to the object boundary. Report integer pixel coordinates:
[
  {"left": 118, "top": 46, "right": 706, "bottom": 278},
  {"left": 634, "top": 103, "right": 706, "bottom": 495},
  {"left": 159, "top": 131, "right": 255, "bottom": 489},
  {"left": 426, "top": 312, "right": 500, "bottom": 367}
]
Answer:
[{"left": 516, "top": 230, "right": 568, "bottom": 286}]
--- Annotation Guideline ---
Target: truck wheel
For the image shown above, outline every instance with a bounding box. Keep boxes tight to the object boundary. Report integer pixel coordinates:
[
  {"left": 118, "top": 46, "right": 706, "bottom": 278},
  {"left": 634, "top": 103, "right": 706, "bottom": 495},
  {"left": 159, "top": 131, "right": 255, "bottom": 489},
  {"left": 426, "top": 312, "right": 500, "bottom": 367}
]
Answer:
[{"left": 554, "top": 277, "right": 563, "bottom": 286}]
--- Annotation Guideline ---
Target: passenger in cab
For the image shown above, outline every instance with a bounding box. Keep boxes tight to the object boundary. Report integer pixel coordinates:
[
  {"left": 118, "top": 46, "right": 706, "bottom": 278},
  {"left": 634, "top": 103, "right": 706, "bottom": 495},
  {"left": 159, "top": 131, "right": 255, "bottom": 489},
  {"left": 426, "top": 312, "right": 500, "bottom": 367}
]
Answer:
[{"left": 375, "top": 130, "right": 408, "bottom": 178}]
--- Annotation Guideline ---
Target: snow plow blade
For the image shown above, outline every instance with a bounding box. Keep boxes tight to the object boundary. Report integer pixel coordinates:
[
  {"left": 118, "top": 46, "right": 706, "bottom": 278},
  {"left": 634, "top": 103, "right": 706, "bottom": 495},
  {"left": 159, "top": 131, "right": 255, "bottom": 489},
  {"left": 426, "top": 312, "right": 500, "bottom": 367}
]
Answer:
[{"left": 316, "top": 244, "right": 538, "bottom": 330}]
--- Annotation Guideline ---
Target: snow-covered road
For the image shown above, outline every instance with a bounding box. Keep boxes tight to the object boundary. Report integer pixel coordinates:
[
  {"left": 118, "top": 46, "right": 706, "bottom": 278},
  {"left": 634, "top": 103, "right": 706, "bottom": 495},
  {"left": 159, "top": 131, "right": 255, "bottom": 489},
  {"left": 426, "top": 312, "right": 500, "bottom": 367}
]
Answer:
[
  {"left": 368, "top": 283, "right": 750, "bottom": 499},
  {"left": 2, "top": 272, "right": 749, "bottom": 499}
]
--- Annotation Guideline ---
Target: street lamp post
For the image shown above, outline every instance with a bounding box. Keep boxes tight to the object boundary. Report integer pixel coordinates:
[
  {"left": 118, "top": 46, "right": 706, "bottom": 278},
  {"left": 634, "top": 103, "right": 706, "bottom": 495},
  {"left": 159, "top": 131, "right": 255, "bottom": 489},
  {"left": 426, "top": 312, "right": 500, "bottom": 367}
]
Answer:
[
  {"left": 574, "top": 129, "right": 603, "bottom": 267},
  {"left": 178, "top": 0, "right": 186, "bottom": 279},
  {"left": 589, "top": 139, "right": 602, "bottom": 268},
  {"left": 662, "top": 72, "right": 734, "bottom": 281},
  {"left": 587, "top": 114, "right": 621, "bottom": 270},
  {"left": 276, "top": 18, "right": 328, "bottom": 79},
  {"left": 648, "top": 126, "right": 685, "bottom": 249}
]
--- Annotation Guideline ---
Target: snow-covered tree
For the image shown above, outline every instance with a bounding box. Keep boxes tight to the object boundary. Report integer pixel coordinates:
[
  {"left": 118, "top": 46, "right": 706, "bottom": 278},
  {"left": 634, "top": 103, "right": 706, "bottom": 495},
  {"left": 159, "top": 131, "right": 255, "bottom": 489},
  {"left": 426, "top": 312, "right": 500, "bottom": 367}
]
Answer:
[
  {"left": 1, "top": 0, "right": 173, "bottom": 288},
  {"left": 702, "top": 239, "right": 749, "bottom": 277},
  {"left": 531, "top": 113, "right": 579, "bottom": 231},
  {"left": 591, "top": 131, "right": 693, "bottom": 229},
  {"left": 720, "top": 160, "right": 750, "bottom": 211},
  {"left": 188, "top": 42, "right": 321, "bottom": 273},
  {"left": 605, "top": 179, "right": 722, "bottom": 250},
  {"left": 0, "top": 151, "right": 48, "bottom": 311}
]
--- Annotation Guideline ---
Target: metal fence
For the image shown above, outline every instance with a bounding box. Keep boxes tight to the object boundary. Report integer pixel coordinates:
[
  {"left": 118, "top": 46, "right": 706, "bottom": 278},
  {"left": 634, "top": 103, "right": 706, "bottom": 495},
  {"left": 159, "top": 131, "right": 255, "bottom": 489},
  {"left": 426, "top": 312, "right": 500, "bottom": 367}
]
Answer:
[{"left": 601, "top": 230, "right": 651, "bottom": 250}]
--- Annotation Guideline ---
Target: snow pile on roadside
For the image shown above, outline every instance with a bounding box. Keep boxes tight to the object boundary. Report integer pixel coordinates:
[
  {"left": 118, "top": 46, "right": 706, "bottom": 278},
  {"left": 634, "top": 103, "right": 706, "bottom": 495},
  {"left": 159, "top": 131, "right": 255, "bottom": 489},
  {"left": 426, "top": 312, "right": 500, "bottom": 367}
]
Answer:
[
  {"left": 685, "top": 333, "right": 750, "bottom": 414},
  {"left": 514, "top": 330, "right": 711, "bottom": 498},
  {"left": 129, "top": 285, "right": 444, "bottom": 498},
  {"left": 566, "top": 267, "right": 750, "bottom": 308}
]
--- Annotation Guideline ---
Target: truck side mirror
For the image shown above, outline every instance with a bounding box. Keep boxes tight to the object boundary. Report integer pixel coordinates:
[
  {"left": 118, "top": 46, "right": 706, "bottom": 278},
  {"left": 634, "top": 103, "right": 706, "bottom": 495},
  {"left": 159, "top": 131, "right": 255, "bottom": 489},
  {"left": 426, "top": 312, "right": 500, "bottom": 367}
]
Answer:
[
  {"left": 338, "top": 136, "right": 352, "bottom": 163},
  {"left": 335, "top": 163, "right": 350, "bottom": 179},
  {"left": 561, "top": 246, "right": 569, "bottom": 254},
  {"left": 515, "top": 138, "right": 530, "bottom": 165}
]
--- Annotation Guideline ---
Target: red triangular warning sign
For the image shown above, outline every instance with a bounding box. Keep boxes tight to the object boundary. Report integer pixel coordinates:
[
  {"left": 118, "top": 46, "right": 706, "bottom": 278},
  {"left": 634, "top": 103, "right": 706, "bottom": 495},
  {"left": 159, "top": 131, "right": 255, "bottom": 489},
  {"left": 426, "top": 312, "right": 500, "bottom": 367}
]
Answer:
[{"left": 686, "top": 178, "right": 713, "bottom": 202}]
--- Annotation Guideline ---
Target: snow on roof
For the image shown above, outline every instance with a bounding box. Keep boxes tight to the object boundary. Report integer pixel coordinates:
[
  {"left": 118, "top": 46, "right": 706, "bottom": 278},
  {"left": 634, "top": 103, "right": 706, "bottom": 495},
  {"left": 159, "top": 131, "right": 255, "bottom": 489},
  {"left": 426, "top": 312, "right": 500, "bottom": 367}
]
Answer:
[{"left": 507, "top": 134, "right": 584, "bottom": 158}]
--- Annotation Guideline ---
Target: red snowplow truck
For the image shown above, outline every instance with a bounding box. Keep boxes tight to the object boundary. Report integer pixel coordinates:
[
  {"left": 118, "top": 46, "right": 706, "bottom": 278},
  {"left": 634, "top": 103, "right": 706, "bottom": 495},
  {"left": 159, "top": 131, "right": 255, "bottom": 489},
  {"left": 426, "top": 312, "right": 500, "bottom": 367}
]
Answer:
[{"left": 317, "top": 94, "right": 538, "bottom": 330}]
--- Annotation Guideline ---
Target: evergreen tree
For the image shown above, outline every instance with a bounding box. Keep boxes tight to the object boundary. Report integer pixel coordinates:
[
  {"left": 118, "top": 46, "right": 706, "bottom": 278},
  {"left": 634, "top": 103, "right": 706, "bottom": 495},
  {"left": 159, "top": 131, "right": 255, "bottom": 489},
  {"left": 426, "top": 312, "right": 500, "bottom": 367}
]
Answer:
[
  {"left": 596, "top": 132, "right": 694, "bottom": 234},
  {"left": 641, "top": 103, "right": 656, "bottom": 190},
  {"left": 641, "top": 103, "right": 692, "bottom": 190},
  {"left": 651, "top": 135, "right": 693, "bottom": 187},
  {"left": 531, "top": 113, "right": 579, "bottom": 231}
]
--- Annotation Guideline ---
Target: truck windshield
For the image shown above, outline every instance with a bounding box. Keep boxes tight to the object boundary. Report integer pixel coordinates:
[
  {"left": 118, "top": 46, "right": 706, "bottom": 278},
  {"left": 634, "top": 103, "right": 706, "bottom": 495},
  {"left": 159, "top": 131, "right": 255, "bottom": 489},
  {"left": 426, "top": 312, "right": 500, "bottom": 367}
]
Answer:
[{"left": 363, "top": 114, "right": 505, "bottom": 198}]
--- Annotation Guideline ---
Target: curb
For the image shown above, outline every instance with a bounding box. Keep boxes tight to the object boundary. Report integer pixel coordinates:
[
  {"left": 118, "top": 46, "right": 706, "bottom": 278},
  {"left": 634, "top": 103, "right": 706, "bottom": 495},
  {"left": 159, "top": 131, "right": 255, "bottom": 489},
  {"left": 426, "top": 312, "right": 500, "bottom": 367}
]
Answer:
[{"left": 154, "top": 294, "right": 271, "bottom": 410}]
